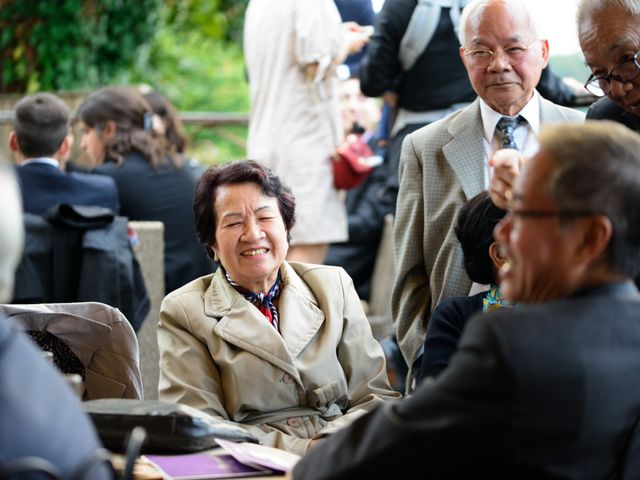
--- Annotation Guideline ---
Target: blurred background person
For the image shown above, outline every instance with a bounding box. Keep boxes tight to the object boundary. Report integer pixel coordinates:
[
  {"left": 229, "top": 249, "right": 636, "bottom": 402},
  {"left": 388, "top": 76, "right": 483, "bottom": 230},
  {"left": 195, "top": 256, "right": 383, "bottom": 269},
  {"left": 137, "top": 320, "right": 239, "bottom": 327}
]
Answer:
[
  {"left": 139, "top": 85, "right": 207, "bottom": 182},
  {"left": 10, "top": 92, "right": 118, "bottom": 214},
  {"left": 325, "top": 75, "right": 393, "bottom": 305},
  {"left": 333, "top": 0, "right": 376, "bottom": 78},
  {"left": 158, "top": 160, "right": 401, "bottom": 456},
  {"left": 76, "top": 85, "right": 216, "bottom": 294},
  {"left": 244, "top": 0, "right": 372, "bottom": 264}
]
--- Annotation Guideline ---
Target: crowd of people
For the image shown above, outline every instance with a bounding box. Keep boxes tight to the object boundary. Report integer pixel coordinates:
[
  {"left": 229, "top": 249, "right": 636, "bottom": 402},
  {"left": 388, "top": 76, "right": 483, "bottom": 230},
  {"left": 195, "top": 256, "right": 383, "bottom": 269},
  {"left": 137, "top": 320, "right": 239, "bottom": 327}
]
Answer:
[{"left": 3, "top": 0, "right": 640, "bottom": 478}]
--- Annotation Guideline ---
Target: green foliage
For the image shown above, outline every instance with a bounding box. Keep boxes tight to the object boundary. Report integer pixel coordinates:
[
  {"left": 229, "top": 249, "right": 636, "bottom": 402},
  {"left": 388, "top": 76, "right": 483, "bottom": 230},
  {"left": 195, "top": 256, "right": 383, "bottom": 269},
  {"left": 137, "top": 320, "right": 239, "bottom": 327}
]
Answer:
[
  {"left": 0, "top": 0, "right": 160, "bottom": 93},
  {"left": 117, "top": 0, "right": 250, "bottom": 165},
  {"left": 548, "top": 53, "right": 591, "bottom": 83}
]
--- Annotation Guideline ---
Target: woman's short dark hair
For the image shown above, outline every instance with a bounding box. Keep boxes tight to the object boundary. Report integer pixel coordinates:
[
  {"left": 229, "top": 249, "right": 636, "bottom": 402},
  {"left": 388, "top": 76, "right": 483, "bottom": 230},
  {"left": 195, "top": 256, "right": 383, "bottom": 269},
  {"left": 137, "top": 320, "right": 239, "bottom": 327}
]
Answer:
[
  {"left": 194, "top": 160, "right": 296, "bottom": 262},
  {"left": 454, "top": 191, "right": 506, "bottom": 285},
  {"left": 76, "top": 86, "right": 177, "bottom": 169}
]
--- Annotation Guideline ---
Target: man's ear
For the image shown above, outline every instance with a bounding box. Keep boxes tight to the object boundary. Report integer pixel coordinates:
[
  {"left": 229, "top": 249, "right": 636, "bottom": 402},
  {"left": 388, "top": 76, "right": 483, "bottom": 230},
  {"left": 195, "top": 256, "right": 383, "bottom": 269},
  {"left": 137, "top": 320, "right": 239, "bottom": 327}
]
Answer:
[
  {"left": 575, "top": 215, "right": 612, "bottom": 264},
  {"left": 8, "top": 131, "right": 19, "bottom": 152},
  {"left": 539, "top": 38, "right": 550, "bottom": 69}
]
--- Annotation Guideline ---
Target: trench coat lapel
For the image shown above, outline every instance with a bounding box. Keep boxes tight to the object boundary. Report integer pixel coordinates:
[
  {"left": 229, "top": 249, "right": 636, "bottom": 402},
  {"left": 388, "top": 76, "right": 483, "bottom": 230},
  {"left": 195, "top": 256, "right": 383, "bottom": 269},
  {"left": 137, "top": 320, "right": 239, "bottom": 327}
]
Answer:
[
  {"left": 442, "top": 99, "right": 487, "bottom": 200},
  {"left": 203, "top": 263, "right": 324, "bottom": 374}
]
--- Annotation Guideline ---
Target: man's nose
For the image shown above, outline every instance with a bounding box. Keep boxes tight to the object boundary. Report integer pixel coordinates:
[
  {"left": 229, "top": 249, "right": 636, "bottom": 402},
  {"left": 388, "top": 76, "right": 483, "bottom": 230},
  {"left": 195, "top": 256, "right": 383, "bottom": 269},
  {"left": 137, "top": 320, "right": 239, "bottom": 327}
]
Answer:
[
  {"left": 488, "top": 50, "right": 512, "bottom": 71},
  {"left": 608, "top": 77, "right": 636, "bottom": 99}
]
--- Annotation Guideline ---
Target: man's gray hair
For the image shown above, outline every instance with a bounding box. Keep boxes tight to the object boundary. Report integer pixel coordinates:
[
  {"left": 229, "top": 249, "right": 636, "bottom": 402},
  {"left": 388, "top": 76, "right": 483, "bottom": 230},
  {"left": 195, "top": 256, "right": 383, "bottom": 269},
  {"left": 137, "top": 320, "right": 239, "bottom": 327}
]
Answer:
[
  {"left": 577, "top": 0, "right": 640, "bottom": 33},
  {"left": 540, "top": 121, "right": 640, "bottom": 278},
  {"left": 458, "top": 0, "right": 539, "bottom": 46},
  {"left": 0, "top": 163, "right": 24, "bottom": 303}
]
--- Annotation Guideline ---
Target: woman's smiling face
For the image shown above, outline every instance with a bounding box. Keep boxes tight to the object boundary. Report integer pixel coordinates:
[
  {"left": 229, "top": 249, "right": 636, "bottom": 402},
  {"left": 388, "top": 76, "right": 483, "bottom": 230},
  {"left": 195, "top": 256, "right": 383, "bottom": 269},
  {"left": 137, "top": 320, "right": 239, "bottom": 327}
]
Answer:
[{"left": 211, "top": 182, "right": 289, "bottom": 293}]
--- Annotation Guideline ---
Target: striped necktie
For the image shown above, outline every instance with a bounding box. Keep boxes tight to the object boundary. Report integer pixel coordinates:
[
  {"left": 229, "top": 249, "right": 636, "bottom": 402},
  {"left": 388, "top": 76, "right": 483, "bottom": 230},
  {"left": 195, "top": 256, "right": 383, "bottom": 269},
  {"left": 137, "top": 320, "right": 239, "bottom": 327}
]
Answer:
[
  {"left": 226, "top": 272, "right": 282, "bottom": 330},
  {"left": 495, "top": 115, "right": 524, "bottom": 150}
]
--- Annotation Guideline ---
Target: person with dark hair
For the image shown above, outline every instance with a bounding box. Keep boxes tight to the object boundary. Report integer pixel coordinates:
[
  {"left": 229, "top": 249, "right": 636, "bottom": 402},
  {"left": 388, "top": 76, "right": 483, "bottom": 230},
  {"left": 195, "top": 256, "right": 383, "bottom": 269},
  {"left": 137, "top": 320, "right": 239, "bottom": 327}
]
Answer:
[
  {"left": 157, "top": 159, "right": 401, "bottom": 456},
  {"left": 288, "top": 119, "right": 640, "bottom": 480},
  {"left": 77, "top": 85, "right": 215, "bottom": 294},
  {"left": 140, "top": 87, "right": 206, "bottom": 182},
  {"left": 10, "top": 92, "right": 118, "bottom": 214},
  {"left": 417, "top": 191, "right": 507, "bottom": 381},
  {"left": 0, "top": 163, "right": 112, "bottom": 480}
]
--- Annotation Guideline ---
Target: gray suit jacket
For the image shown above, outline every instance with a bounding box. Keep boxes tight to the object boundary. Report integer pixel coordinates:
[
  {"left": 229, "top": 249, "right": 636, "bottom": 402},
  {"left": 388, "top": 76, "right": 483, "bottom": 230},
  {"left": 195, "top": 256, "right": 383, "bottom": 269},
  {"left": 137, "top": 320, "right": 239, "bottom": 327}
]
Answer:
[{"left": 391, "top": 96, "right": 585, "bottom": 377}]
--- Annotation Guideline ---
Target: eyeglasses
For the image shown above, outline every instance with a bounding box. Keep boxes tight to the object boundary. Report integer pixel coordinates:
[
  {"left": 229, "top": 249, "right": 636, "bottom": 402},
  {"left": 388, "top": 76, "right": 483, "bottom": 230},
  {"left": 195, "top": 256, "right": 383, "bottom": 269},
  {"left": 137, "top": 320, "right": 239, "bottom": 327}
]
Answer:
[
  {"left": 507, "top": 208, "right": 599, "bottom": 221},
  {"left": 464, "top": 40, "right": 540, "bottom": 68},
  {"left": 584, "top": 50, "right": 640, "bottom": 97}
]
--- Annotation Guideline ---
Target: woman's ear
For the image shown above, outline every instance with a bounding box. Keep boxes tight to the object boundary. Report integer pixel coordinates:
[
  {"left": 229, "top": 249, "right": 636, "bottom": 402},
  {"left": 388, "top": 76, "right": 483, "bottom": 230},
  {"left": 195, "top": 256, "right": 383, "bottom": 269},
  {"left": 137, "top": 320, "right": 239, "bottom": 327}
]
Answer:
[
  {"left": 210, "top": 246, "right": 219, "bottom": 263},
  {"left": 101, "top": 120, "right": 117, "bottom": 143},
  {"left": 489, "top": 241, "right": 507, "bottom": 270}
]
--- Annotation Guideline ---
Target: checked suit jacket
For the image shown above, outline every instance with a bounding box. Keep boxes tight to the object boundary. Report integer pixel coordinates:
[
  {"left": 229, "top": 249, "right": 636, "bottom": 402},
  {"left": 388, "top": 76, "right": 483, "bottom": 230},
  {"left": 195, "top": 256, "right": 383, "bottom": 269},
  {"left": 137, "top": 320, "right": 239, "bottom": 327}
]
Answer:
[{"left": 391, "top": 95, "right": 585, "bottom": 376}]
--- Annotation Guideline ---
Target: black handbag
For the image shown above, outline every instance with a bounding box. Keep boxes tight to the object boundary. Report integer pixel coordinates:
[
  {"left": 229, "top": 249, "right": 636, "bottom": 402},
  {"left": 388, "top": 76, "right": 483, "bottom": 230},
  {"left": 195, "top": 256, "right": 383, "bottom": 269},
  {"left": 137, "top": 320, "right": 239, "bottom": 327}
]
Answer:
[{"left": 83, "top": 399, "right": 259, "bottom": 454}]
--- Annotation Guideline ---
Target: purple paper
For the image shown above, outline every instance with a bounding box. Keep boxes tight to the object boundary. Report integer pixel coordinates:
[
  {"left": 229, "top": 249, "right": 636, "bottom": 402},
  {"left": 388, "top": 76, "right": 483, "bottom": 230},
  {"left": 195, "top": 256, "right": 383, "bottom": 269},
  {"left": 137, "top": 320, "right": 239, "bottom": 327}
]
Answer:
[{"left": 145, "top": 452, "right": 271, "bottom": 479}]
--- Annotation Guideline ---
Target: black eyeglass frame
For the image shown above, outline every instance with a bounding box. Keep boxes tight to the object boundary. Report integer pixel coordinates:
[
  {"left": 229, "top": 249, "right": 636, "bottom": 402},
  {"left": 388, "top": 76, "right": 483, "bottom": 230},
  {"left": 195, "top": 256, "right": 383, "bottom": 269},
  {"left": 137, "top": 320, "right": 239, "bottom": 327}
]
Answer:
[{"left": 584, "top": 50, "right": 640, "bottom": 97}]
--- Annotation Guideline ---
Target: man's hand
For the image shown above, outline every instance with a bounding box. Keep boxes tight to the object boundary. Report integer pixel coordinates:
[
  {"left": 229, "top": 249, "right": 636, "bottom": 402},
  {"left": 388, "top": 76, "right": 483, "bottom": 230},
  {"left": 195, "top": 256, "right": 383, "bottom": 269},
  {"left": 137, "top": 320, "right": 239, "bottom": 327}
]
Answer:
[{"left": 488, "top": 148, "right": 525, "bottom": 209}]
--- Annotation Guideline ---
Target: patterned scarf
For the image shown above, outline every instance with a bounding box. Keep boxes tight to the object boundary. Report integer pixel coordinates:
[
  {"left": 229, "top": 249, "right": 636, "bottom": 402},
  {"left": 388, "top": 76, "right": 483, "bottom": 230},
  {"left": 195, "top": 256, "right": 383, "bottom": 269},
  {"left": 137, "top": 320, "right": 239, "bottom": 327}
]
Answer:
[
  {"left": 225, "top": 272, "right": 282, "bottom": 330},
  {"left": 482, "top": 285, "right": 510, "bottom": 312}
]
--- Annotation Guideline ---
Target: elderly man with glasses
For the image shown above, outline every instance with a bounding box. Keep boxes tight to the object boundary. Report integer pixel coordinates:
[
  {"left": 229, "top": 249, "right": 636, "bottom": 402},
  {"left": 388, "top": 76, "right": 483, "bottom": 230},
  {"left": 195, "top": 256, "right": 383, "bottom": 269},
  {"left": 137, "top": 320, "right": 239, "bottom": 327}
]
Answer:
[
  {"left": 391, "top": 0, "right": 584, "bottom": 392},
  {"left": 288, "top": 119, "right": 640, "bottom": 480},
  {"left": 578, "top": 0, "right": 640, "bottom": 131}
]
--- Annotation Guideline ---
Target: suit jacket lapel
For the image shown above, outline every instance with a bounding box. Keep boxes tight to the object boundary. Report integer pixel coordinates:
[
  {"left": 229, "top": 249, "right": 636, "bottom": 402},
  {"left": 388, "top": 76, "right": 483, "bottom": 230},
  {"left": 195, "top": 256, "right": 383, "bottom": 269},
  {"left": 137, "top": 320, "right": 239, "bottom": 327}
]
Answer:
[{"left": 442, "top": 99, "right": 486, "bottom": 200}]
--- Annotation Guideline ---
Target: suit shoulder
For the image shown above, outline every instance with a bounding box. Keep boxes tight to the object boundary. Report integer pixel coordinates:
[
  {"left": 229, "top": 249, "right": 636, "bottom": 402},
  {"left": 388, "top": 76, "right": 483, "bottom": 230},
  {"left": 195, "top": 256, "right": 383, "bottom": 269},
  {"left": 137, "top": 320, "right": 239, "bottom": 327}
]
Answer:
[
  {"left": 541, "top": 98, "right": 586, "bottom": 122},
  {"left": 288, "top": 262, "right": 347, "bottom": 281},
  {"left": 71, "top": 171, "right": 117, "bottom": 187},
  {"left": 163, "top": 274, "right": 214, "bottom": 303}
]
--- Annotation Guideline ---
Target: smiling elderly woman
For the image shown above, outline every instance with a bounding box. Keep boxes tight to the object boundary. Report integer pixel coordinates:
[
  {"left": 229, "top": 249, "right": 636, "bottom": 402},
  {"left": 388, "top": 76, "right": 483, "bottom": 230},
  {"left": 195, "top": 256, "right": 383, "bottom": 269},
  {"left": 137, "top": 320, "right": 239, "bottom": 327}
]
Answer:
[{"left": 157, "top": 159, "right": 401, "bottom": 455}]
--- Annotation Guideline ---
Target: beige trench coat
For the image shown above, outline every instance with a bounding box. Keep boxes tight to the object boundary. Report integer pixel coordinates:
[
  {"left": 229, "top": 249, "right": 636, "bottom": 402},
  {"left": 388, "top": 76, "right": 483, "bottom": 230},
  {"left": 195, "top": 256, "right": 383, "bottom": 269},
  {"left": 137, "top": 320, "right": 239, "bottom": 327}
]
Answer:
[{"left": 158, "top": 262, "right": 401, "bottom": 455}]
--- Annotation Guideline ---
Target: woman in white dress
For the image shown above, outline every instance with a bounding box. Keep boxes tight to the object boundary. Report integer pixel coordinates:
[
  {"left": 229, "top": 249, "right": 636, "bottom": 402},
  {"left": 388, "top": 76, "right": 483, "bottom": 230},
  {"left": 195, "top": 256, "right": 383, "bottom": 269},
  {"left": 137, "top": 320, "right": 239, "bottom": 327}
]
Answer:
[{"left": 243, "top": 0, "right": 370, "bottom": 264}]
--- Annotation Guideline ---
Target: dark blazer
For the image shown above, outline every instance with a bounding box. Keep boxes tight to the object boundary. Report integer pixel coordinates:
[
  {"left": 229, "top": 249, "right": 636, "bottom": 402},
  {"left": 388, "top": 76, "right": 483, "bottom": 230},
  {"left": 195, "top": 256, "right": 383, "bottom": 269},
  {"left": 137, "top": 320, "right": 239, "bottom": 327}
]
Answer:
[
  {"left": 15, "top": 161, "right": 119, "bottom": 214},
  {"left": 418, "top": 291, "right": 484, "bottom": 381},
  {"left": 292, "top": 281, "right": 640, "bottom": 480},
  {"left": 0, "top": 316, "right": 111, "bottom": 479},
  {"left": 12, "top": 207, "right": 150, "bottom": 331},
  {"left": 587, "top": 96, "right": 640, "bottom": 132},
  {"left": 94, "top": 152, "right": 216, "bottom": 294}
]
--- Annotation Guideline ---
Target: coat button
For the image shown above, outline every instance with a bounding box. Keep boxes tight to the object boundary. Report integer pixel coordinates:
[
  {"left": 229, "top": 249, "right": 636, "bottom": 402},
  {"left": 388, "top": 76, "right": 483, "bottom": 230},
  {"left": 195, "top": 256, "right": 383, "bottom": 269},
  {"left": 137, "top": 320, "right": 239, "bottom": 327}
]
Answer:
[
  {"left": 287, "top": 417, "right": 302, "bottom": 427},
  {"left": 283, "top": 373, "right": 295, "bottom": 384}
]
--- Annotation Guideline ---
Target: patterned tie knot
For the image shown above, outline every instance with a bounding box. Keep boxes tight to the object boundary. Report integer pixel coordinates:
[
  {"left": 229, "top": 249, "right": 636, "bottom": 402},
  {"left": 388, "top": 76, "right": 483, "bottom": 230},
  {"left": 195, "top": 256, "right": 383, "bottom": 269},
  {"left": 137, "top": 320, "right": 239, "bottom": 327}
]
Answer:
[{"left": 496, "top": 115, "right": 524, "bottom": 150}]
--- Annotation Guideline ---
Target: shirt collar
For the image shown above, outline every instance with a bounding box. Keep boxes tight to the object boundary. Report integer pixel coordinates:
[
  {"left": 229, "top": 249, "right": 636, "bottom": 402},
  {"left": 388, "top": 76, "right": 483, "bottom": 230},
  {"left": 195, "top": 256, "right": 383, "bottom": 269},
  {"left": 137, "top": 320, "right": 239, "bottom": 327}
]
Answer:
[
  {"left": 480, "top": 90, "right": 541, "bottom": 143},
  {"left": 20, "top": 157, "right": 60, "bottom": 169}
]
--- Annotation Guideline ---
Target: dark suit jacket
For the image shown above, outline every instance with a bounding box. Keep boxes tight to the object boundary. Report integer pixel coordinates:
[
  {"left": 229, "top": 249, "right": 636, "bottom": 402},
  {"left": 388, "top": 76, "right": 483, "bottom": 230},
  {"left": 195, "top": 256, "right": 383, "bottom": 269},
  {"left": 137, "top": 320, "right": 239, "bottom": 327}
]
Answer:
[
  {"left": 15, "top": 161, "right": 119, "bottom": 214},
  {"left": 292, "top": 281, "right": 640, "bottom": 480},
  {"left": 94, "top": 152, "right": 216, "bottom": 294},
  {"left": 418, "top": 291, "right": 484, "bottom": 381},
  {"left": 0, "top": 316, "right": 111, "bottom": 479},
  {"left": 587, "top": 96, "right": 640, "bottom": 132}
]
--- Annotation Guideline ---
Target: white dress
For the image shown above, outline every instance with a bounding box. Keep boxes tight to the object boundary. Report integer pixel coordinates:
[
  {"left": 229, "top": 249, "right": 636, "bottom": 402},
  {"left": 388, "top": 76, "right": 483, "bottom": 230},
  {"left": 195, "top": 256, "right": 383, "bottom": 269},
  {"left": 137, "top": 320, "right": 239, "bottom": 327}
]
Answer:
[{"left": 244, "top": 0, "right": 348, "bottom": 244}]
